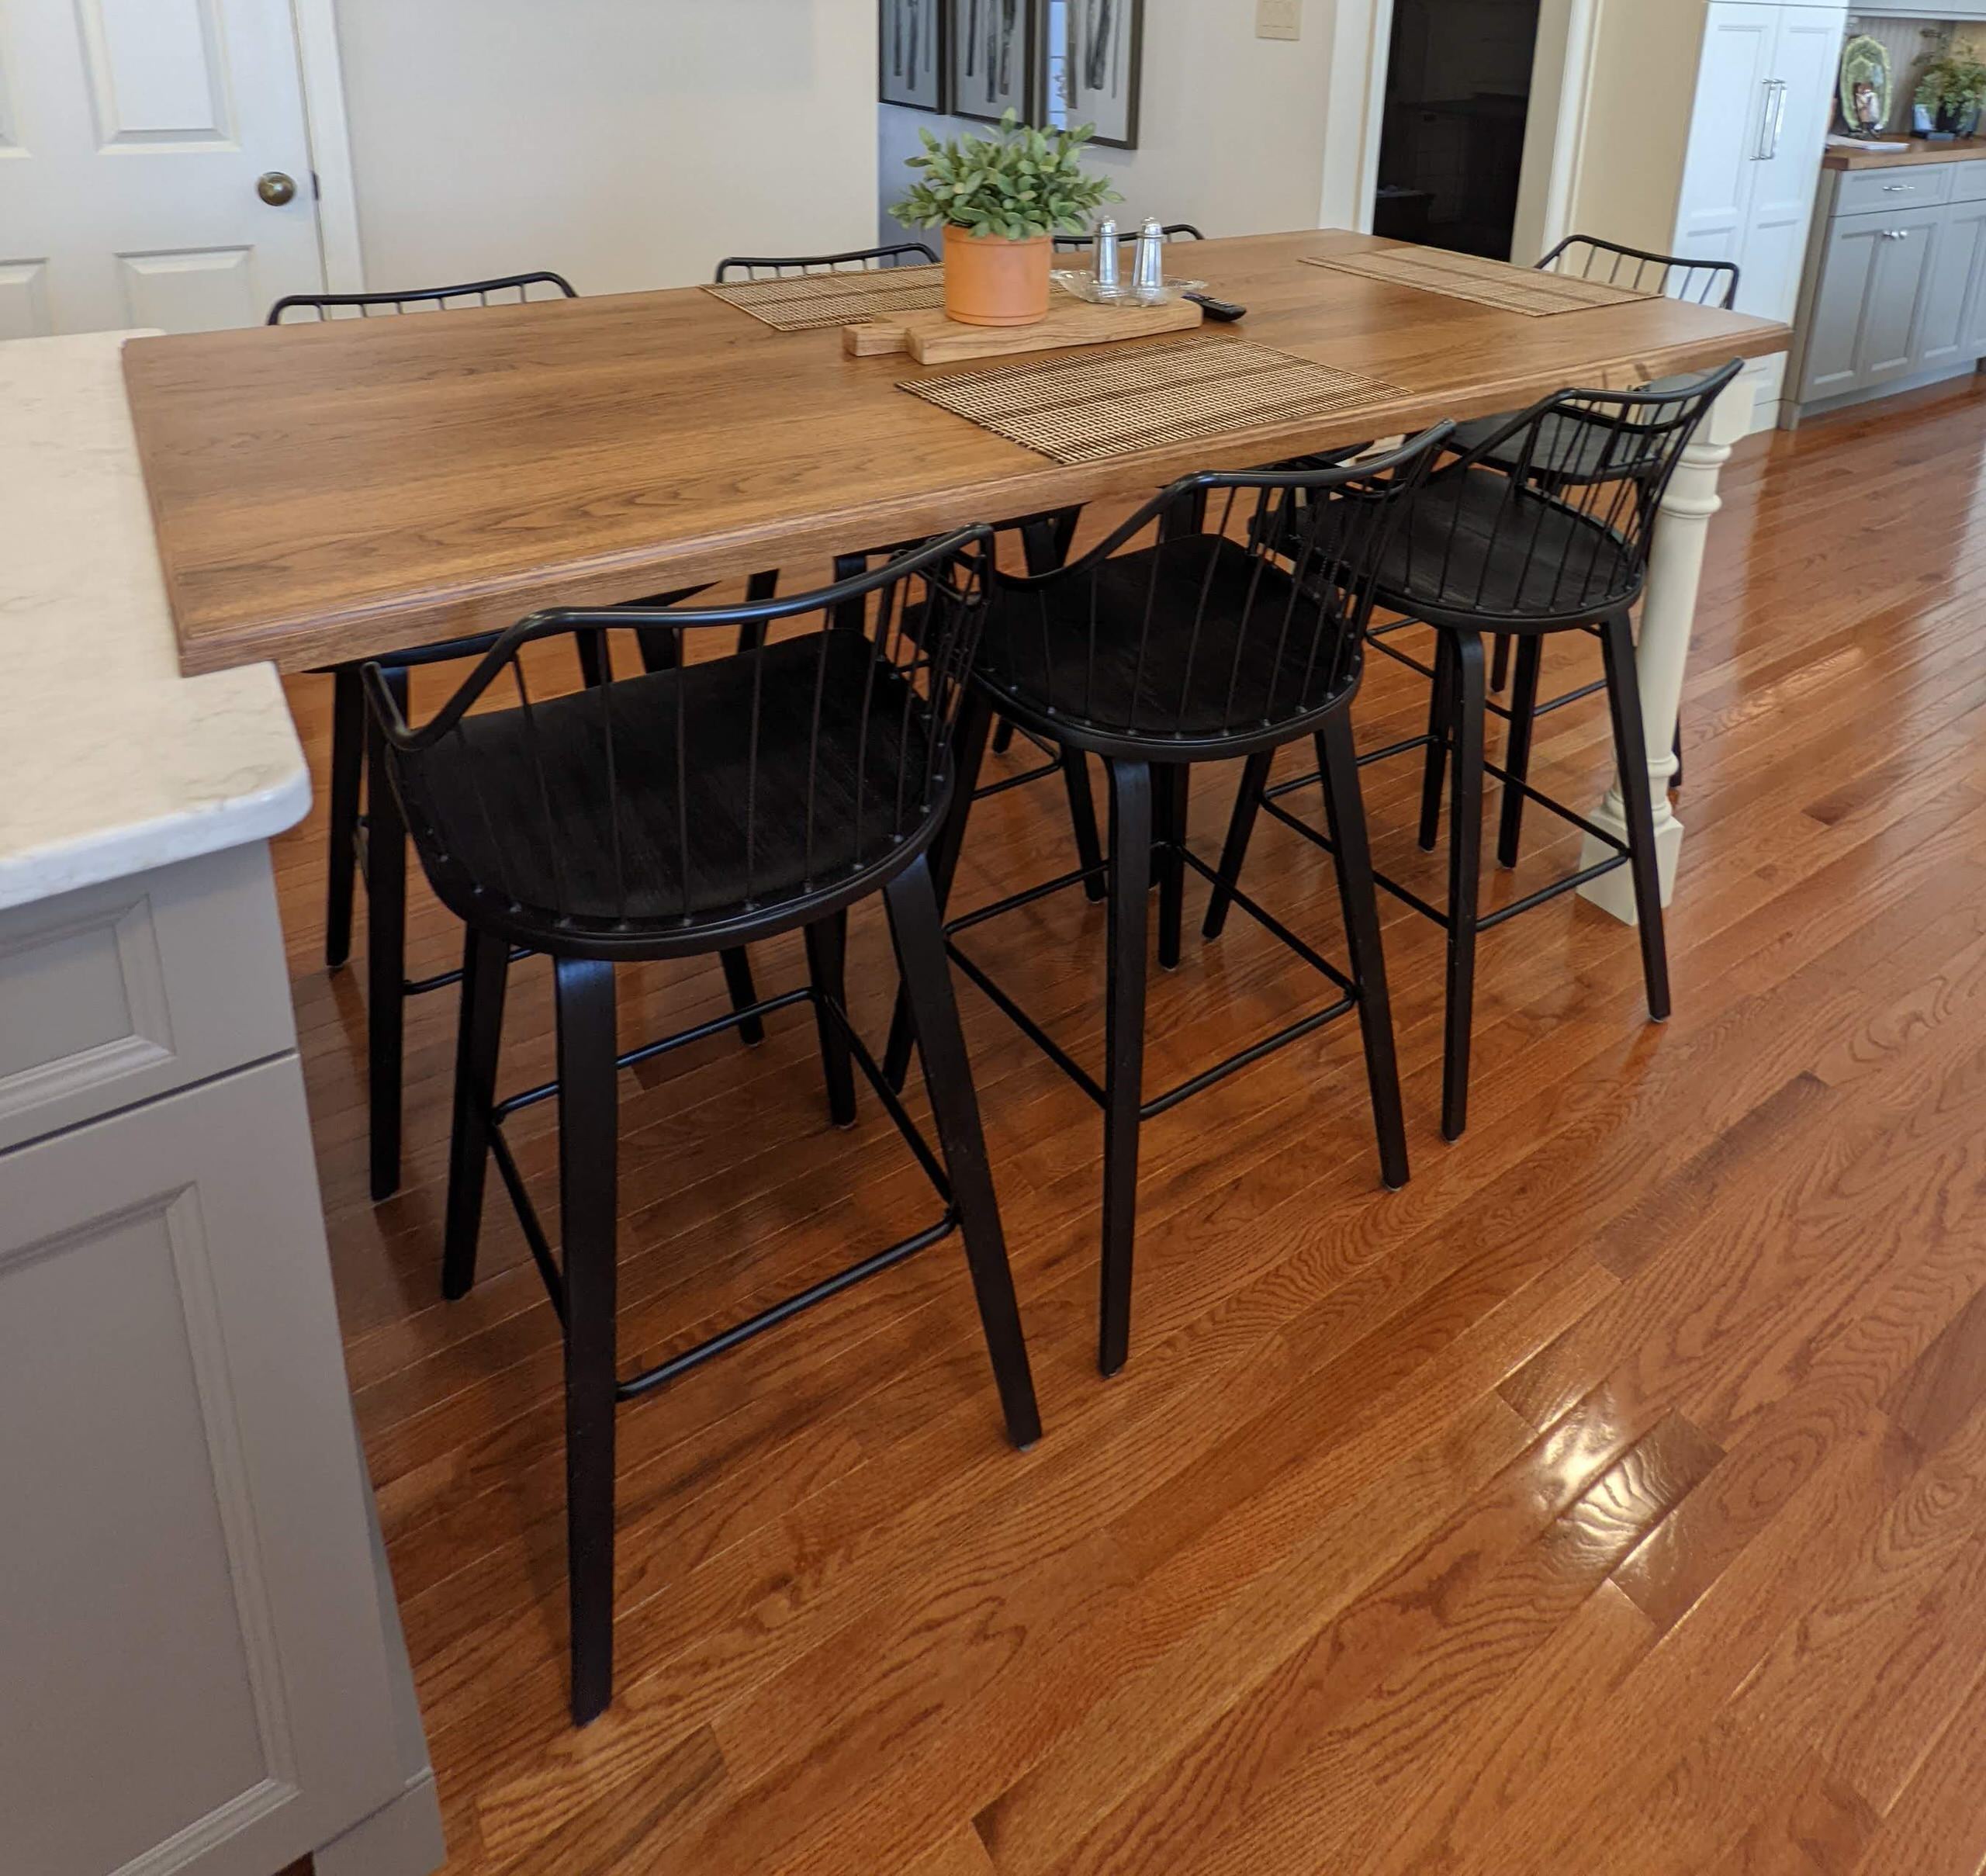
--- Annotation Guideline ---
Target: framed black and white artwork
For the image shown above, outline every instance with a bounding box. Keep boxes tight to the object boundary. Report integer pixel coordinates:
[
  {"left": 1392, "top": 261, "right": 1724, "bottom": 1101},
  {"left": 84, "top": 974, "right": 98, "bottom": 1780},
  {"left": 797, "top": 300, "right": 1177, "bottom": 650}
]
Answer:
[
  {"left": 949, "top": 0, "right": 1034, "bottom": 124},
  {"left": 881, "top": 0, "right": 946, "bottom": 111},
  {"left": 1042, "top": 0, "right": 1144, "bottom": 148}
]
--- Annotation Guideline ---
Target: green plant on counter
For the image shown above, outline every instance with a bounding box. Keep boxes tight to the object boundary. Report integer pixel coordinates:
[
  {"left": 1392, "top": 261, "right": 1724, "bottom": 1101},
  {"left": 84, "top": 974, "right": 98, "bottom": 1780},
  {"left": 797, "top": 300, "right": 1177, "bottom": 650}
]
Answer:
[
  {"left": 891, "top": 109, "right": 1119, "bottom": 241},
  {"left": 1916, "top": 54, "right": 1986, "bottom": 123}
]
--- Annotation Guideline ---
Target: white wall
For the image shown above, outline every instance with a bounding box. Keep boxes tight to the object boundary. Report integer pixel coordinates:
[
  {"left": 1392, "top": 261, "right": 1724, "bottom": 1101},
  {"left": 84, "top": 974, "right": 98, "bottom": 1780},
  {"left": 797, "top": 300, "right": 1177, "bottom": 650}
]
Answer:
[
  {"left": 880, "top": 0, "right": 1348, "bottom": 244},
  {"left": 332, "top": 0, "right": 879, "bottom": 296}
]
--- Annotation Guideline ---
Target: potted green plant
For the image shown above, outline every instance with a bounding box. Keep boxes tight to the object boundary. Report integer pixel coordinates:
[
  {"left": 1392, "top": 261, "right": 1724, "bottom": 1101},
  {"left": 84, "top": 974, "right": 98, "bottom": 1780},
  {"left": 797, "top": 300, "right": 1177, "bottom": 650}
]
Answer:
[
  {"left": 892, "top": 110, "right": 1119, "bottom": 327},
  {"left": 1916, "top": 54, "right": 1986, "bottom": 139}
]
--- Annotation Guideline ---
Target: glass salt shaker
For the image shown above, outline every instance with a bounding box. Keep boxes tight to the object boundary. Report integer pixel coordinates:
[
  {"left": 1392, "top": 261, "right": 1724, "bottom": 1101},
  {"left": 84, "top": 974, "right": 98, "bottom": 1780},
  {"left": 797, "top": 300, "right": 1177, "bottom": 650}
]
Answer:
[
  {"left": 1093, "top": 218, "right": 1121, "bottom": 298},
  {"left": 1133, "top": 218, "right": 1167, "bottom": 303}
]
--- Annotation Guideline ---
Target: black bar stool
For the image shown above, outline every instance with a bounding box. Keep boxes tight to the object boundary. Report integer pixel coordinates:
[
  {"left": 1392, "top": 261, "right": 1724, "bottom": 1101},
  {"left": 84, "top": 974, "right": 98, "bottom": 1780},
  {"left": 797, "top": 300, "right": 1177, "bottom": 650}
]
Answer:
[
  {"left": 1448, "top": 235, "right": 1741, "bottom": 785},
  {"left": 891, "top": 431, "right": 1451, "bottom": 1377},
  {"left": 363, "top": 531, "right": 1040, "bottom": 1725},
  {"left": 1208, "top": 362, "right": 1745, "bottom": 1143},
  {"left": 272, "top": 271, "right": 767, "bottom": 1202}
]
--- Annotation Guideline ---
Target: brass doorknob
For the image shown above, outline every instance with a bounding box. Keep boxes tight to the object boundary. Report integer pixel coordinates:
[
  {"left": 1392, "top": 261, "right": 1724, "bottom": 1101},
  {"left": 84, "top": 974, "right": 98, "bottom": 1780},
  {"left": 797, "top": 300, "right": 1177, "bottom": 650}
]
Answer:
[{"left": 257, "top": 171, "right": 299, "bottom": 207}]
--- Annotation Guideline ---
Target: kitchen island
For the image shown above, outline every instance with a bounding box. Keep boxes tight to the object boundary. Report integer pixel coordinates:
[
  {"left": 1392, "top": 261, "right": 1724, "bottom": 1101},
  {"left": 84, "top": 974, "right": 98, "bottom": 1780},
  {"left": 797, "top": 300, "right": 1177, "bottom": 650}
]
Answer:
[{"left": 0, "top": 331, "right": 444, "bottom": 1876}]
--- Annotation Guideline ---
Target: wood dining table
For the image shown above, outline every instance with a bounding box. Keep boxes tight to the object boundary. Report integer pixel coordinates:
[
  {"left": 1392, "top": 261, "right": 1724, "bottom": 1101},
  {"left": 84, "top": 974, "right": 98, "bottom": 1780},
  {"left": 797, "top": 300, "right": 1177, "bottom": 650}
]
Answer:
[{"left": 122, "top": 227, "right": 1788, "bottom": 922}]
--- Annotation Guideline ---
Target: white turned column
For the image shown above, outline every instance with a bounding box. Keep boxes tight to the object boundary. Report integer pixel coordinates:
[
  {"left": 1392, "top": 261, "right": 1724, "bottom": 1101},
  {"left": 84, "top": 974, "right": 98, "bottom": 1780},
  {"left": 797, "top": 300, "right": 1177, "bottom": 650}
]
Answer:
[{"left": 1576, "top": 374, "right": 1754, "bottom": 924}]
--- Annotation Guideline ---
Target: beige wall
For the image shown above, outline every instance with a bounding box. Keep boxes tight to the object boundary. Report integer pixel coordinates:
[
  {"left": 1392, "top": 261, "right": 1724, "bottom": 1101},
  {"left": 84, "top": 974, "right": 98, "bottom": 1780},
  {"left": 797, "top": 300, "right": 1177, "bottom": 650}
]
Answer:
[
  {"left": 1563, "top": 0, "right": 1704, "bottom": 255},
  {"left": 880, "top": 0, "right": 1348, "bottom": 243},
  {"left": 333, "top": 0, "right": 880, "bottom": 296}
]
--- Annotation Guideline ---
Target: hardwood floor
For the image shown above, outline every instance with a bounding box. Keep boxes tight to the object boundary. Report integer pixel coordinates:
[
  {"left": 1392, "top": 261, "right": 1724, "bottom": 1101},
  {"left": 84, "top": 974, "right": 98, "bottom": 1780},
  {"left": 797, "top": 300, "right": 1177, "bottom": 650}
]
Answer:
[{"left": 281, "top": 376, "right": 1986, "bottom": 1875}]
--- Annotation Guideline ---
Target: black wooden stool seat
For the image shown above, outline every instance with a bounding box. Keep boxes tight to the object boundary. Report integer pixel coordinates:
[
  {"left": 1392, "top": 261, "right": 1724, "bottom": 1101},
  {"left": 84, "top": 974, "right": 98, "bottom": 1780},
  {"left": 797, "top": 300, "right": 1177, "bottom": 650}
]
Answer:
[
  {"left": 1373, "top": 464, "right": 1644, "bottom": 625},
  {"left": 890, "top": 434, "right": 1450, "bottom": 1377},
  {"left": 981, "top": 535, "right": 1358, "bottom": 738},
  {"left": 1441, "top": 373, "right": 1705, "bottom": 490},
  {"left": 365, "top": 533, "right": 1040, "bottom": 1727},
  {"left": 399, "top": 630, "right": 939, "bottom": 938}
]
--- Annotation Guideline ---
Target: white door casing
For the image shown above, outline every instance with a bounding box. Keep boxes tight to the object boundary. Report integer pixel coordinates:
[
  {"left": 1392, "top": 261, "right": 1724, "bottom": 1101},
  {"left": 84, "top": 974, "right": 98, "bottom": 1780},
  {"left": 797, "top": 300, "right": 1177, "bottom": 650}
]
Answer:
[{"left": 0, "top": 0, "right": 335, "bottom": 336}]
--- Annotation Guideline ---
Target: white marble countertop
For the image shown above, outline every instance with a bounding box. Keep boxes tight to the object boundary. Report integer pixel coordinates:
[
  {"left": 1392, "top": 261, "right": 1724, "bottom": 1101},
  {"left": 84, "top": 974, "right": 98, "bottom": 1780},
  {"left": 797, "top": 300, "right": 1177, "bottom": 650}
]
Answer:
[{"left": 0, "top": 331, "right": 310, "bottom": 912}]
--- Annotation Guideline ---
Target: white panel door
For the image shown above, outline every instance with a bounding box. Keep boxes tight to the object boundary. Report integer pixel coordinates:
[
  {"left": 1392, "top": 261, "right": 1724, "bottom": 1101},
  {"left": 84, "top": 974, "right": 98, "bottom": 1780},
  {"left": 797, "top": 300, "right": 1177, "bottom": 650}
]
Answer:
[
  {"left": 1673, "top": 2, "right": 1779, "bottom": 271},
  {"left": 1739, "top": 6, "right": 1847, "bottom": 322},
  {"left": 0, "top": 0, "right": 324, "bottom": 337}
]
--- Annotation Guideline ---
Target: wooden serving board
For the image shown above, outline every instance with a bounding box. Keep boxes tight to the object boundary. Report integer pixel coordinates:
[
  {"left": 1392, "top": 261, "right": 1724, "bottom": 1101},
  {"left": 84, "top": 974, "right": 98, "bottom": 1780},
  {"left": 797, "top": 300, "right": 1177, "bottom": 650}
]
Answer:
[{"left": 845, "top": 294, "right": 1203, "bottom": 364}]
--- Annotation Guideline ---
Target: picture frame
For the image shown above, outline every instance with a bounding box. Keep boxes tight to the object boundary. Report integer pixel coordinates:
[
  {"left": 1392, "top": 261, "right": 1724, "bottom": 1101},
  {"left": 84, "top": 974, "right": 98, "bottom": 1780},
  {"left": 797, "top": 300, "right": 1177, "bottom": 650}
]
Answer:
[
  {"left": 949, "top": 0, "right": 1035, "bottom": 125},
  {"left": 881, "top": 0, "right": 946, "bottom": 112},
  {"left": 1836, "top": 34, "right": 1892, "bottom": 138},
  {"left": 1041, "top": 0, "right": 1144, "bottom": 150}
]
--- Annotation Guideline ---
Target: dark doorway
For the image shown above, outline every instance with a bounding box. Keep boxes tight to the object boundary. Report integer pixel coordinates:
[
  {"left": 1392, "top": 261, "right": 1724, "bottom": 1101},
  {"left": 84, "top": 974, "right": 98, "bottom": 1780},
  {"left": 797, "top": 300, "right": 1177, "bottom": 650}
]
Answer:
[{"left": 1372, "top": 0, "right": 1542, "bottom": 260}]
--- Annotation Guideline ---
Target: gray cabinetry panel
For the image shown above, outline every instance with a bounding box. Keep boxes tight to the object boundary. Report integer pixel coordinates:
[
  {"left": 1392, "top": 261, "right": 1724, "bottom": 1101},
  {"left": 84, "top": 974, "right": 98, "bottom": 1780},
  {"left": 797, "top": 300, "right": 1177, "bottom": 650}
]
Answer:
[
  {"left": 0, "top": 1057, "right": 406, "bottom": 1876},
  {"left": 1919, "top": 196, "right": 1986, "bottom": 370},
  {"left": 0, "top": 843, "right": 296, "bottom": 1154},
  {"left": 1801, "top": 205, "right": 1942, "bottom": 398},
  {"left": 1835, "top": 163, "right": 1955, "bottom": 217}
]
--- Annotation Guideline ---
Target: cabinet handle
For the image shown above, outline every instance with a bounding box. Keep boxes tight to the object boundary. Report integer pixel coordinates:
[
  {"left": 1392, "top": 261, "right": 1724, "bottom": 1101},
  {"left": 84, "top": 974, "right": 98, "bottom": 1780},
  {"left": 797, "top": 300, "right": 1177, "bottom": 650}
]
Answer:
[
  {"left": 1883, "top": 183, "right": 1915, "bottom": 193},
  {"left": 1756, "top": 79, "right": 1776, "bottom": 160},
  {"left": 1882, "top": 229, "right": 1912, "bottom": 240},
  {"left": 1767, "top": 80, "right": 1789, "bottom": 163}
]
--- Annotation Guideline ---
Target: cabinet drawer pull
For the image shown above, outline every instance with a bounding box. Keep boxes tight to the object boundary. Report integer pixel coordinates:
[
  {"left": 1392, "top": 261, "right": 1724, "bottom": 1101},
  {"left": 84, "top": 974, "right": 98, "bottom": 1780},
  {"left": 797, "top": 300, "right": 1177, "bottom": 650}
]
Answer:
[{"left": 1884, "top": 184, "right": 1915, "bottom": 193}]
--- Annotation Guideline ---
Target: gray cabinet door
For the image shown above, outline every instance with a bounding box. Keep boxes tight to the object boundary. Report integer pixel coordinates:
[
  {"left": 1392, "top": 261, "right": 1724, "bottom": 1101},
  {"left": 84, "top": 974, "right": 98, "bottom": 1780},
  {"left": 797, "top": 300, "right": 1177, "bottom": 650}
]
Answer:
[
  {"left": 1801, "top": 208, "right": 1942, "bottom": 399},
  {"left": 1918, "top": 197, "right": 1986, "bottom": 372},
  {"left": 1957, "top": 198, "right": 1986, "bottom": 358},
  {"left": 0, "top": 1057, "right": 406, "bottom": 1876}
]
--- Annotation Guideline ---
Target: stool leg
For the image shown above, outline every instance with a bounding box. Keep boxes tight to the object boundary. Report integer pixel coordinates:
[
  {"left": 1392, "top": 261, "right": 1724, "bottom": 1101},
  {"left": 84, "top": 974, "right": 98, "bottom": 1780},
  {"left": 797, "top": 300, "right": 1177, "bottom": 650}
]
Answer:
[
  {"left": 804, "top": 912, "right": 858, "bottom": 1127},
  {"left": 1420, "top": 631, "right": 1454, "bottom": 853},
  {"left": 1317, "top": 712, "right": 1410, "bottom": 1192},
  {"left": 884, "top": 854, "right": 1042, "bottom": 1449},
  {"left": 721, "top": 949, "right": 765, "bottom": 1047},
  {"left": 636, "top": 624, "right": 681, "bottom": 676},
  {"left": 1063, "top": 747, "right": 1108, "bottom": 904},
  {"left": 885, "top": 688, "right": 995, "bottom": 1091},
  {"left": 1442, "top": 632, "right": 1486, "bottom": 1143},
  {"left": 735, "top": 568, "right": 778, "bottom": 656},
  {"left": 1670, "top": 716, "right": 1684, "bottom": 794},
  {"left": 1202, "top": 749, "right": 1274, "bottom": 943},
  {"left": 1490, "top": 632, "right": 1513, "bottom": 693},
  {"left": 991, "top": 717, "right": 1018, "bottom": 756},
  {"left": 1099, "top": 760, "right": 1152, "bottom": 1379},
  {"left": 325, "top": 666, "right": 365, "bottom": 970},
  {"left": 555, "top": 955, "right": 620, "bottom": 1728},
  {"left": 1496, "top": 634, "right": 1545, "bottom": 870},
  {"left": 367, "top": 667, "right": 410, "bottom": 1203},
  {"left": 442, "top": 929, "right": 511, "bottom": 1301},
  {"left": 1600, "top": 611, "right": 1673, "bottom": 1023},
  {"left": 576, "top": 629, "right": 611, "bottom": 688},
  {"left": 1157, "top": 763, "right": 1189, "bottom": 971}
]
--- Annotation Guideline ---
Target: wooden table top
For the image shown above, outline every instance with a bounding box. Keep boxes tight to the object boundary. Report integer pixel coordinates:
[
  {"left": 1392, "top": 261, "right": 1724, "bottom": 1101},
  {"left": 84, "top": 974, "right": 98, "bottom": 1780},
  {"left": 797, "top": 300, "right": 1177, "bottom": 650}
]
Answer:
[
  {"left": 1823, "top": 137, "right": 1986, "bottom": 171},
  {"left": 122, "top": 229, "right": 1791, "bottom": 677}
]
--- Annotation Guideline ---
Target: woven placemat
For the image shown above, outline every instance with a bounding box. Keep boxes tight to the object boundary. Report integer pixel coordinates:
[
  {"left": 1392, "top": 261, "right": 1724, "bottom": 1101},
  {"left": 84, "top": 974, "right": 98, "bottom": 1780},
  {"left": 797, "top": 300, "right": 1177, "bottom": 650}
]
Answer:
[
  {"left": 900, "top": 335, "right": 1406, "bottom": 466},
  {"left": 704, "top": 265, "right": 946, "bottom": 331},
  {"left": 1303, "top": 247, "right": 1652, "bottom": 317}
]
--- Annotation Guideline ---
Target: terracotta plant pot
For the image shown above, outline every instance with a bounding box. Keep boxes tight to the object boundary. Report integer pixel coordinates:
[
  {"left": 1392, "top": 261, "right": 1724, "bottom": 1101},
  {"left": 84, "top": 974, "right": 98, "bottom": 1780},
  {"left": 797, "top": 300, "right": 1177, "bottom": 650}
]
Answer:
[{"left": 943, "top": 225, "right": 1053, "bottom": 327}]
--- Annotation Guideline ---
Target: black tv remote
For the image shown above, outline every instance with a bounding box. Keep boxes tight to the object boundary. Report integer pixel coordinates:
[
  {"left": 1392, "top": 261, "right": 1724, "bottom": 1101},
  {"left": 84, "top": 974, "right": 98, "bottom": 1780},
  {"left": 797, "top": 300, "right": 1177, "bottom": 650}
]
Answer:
[{"left": 1184, "top": 292, "right": 1247, "bottom": 323}]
